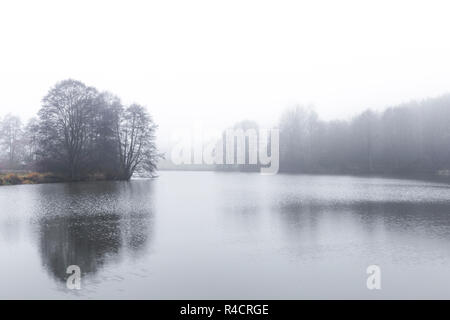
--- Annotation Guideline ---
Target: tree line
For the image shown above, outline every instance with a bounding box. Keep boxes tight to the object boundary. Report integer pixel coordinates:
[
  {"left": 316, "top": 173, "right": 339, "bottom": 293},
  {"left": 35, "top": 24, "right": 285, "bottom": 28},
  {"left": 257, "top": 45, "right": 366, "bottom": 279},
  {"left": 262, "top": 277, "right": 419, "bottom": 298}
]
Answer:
[
  {"left": 215, "top": 94, "right": 450, "bottom": 176},
  {"left": 2, "top": 82, "right": 450, "bottom": 178},
  {"left": 278, "top": 94, "right": 450, "bottom": 175},
  {"left": 0, "top": 79, "right": 159, "bottom": 181}
]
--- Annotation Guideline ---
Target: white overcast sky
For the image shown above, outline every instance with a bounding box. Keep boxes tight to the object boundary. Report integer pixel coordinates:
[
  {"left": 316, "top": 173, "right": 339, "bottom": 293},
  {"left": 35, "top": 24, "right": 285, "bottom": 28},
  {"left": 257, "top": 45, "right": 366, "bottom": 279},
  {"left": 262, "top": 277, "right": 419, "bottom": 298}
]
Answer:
[{"left": 1, "top": 0, "right": 450, "bottom": 146}]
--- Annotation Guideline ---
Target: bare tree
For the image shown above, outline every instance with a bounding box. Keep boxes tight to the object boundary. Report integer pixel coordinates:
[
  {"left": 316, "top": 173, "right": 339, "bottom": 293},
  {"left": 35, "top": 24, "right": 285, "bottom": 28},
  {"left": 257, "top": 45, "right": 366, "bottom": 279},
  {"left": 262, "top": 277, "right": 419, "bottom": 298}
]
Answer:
[
  {"left": 116, "top": 104, "right": 159, "bottom": 180},
  {"left": 279, "top": 106, "right": 319, "bottom": 173},
  {"left": 39, "top": 79, "right": 98, "bottom": 179},
  {"left": 0, "top": 114, "right": 23, "bottom": 169},
  {"left": 23, "top": 117, "right": 39, "bottom": 166}
]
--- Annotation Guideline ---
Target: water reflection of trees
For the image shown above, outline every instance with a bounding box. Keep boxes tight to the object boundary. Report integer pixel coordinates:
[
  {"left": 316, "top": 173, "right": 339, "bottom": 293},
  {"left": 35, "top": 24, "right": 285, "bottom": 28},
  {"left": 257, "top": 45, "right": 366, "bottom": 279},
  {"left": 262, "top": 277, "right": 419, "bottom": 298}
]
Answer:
[
  {"left": 35, "top": 180, "right": 155, "bottom": 282},
  {"left": 275, "top": 199, "right": 450, "bottom": 241}
]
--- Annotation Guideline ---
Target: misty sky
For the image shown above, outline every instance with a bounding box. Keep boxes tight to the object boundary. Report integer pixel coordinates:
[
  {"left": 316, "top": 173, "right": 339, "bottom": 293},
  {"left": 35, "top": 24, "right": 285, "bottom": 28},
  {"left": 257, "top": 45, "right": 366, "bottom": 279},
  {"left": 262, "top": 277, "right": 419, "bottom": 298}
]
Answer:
[{"left": 1, "top": 0, "right": 450, "bottom": 147}]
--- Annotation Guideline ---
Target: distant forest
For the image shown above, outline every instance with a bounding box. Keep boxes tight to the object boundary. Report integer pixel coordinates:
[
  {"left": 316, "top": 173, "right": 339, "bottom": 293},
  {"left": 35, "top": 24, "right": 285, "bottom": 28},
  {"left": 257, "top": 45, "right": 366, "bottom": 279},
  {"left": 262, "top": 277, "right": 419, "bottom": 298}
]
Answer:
[
  {"left": 216, "top": 94, "right": 450, "bottom": 175},
  {"left": 277, "top": 94, "right": 450, "bottom": 175},
  {"left": 2, "top": 82, "right": 450, "bottom": 179},
  {"left": 0, "top": 79, "right": 160, "bottom": 181}
]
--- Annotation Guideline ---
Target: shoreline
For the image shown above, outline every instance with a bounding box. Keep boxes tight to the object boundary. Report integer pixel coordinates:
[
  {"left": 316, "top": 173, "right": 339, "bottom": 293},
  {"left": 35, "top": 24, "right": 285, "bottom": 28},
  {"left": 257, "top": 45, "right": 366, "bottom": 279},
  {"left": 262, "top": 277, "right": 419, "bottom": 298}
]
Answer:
[
  {"left": 0, "top": 172, "right": 117, "bottom": 186},
  {"left": 2, "top": 170, "right": 450, "bottom": 187}
]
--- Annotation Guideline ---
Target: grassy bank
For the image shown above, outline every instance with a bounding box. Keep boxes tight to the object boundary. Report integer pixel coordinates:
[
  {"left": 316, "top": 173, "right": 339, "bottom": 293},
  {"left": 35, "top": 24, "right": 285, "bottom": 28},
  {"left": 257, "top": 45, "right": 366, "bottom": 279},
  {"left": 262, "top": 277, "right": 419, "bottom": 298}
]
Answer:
[
  {"left": 0, "top": 172, "right": 67, "bottom": 186},
  {"left": 0, "top": 172, "right": 114, "bottom": 186}
]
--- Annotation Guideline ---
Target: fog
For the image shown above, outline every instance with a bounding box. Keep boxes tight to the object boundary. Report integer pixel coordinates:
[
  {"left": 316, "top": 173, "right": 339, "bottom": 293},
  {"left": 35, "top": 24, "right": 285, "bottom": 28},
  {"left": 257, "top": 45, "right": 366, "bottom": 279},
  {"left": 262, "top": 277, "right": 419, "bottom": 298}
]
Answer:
[
  {"left": 1, "top": 0, "right": 450, "bottom": 145},
  {"left": 3, "top": 0, "right": 450, "bottom": 301}
]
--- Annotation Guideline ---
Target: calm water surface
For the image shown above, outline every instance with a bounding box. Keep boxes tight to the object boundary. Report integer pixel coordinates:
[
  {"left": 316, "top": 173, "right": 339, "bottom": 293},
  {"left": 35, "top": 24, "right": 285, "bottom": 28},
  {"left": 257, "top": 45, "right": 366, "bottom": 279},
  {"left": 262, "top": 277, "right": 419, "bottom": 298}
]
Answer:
[{"left": 1, "top": 171, "right": 450, "bottom": 299}]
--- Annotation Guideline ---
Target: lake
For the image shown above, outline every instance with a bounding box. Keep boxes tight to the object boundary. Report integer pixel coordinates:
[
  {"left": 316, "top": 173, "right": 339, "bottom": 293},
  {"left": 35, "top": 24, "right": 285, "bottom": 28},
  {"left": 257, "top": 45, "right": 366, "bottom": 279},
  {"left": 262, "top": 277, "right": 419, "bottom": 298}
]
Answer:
[{"left": 1, "top": 171, "right": 450, "bottom": 299}]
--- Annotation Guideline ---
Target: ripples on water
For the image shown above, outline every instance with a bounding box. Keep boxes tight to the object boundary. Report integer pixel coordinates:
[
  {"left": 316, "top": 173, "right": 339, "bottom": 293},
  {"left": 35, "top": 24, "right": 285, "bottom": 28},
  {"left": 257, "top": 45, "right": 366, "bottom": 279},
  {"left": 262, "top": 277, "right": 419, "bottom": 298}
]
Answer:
[{"left": 1, "top": 172, "right": 450, "bottom": 299}]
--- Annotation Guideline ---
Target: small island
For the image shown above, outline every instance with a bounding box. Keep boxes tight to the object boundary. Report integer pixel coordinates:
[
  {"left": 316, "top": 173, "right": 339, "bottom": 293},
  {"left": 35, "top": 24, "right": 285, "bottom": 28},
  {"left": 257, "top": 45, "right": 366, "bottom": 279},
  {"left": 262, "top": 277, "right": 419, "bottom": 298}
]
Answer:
[{"left": 0, "top": 79, "right": 160, "bottom": 186}]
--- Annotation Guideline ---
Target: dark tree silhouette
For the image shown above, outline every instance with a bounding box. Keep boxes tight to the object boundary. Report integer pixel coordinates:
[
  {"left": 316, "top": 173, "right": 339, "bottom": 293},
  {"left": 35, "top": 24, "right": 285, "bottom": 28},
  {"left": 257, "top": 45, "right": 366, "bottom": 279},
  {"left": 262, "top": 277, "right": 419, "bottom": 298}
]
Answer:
[
  {"left": 38, "top": 80, "right": 98, "bottom": 179},
  {"left": 116, "top": 104, "right": 158, "bottom": 180},
  {"left": 32, "top": 79, "right": 160, "bottom": 181}
]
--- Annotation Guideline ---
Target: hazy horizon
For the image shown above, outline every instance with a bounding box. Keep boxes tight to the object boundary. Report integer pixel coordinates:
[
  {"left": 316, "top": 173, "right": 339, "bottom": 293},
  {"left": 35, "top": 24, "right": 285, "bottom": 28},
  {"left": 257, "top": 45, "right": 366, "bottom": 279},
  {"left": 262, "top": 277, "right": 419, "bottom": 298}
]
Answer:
[
  {"left": 3, "top": 0, "right": 450, "bottom": 302},
  {"left": 2, "top": 0, "right": 450, "bottom": 147},
  {"left": 2, "top": 74, "right": 450, "bottom": 151}
]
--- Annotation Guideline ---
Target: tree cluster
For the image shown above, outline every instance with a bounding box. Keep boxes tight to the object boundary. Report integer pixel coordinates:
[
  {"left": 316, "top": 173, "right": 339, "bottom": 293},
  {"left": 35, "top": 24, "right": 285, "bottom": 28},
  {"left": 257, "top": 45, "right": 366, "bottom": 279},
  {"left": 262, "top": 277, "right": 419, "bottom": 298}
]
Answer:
[
  {"left": 0, "top": 79, "right": 159, "bottom": 180},
  {"left": 278, "top": 95, "right": 450, "bottom": 174}
]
